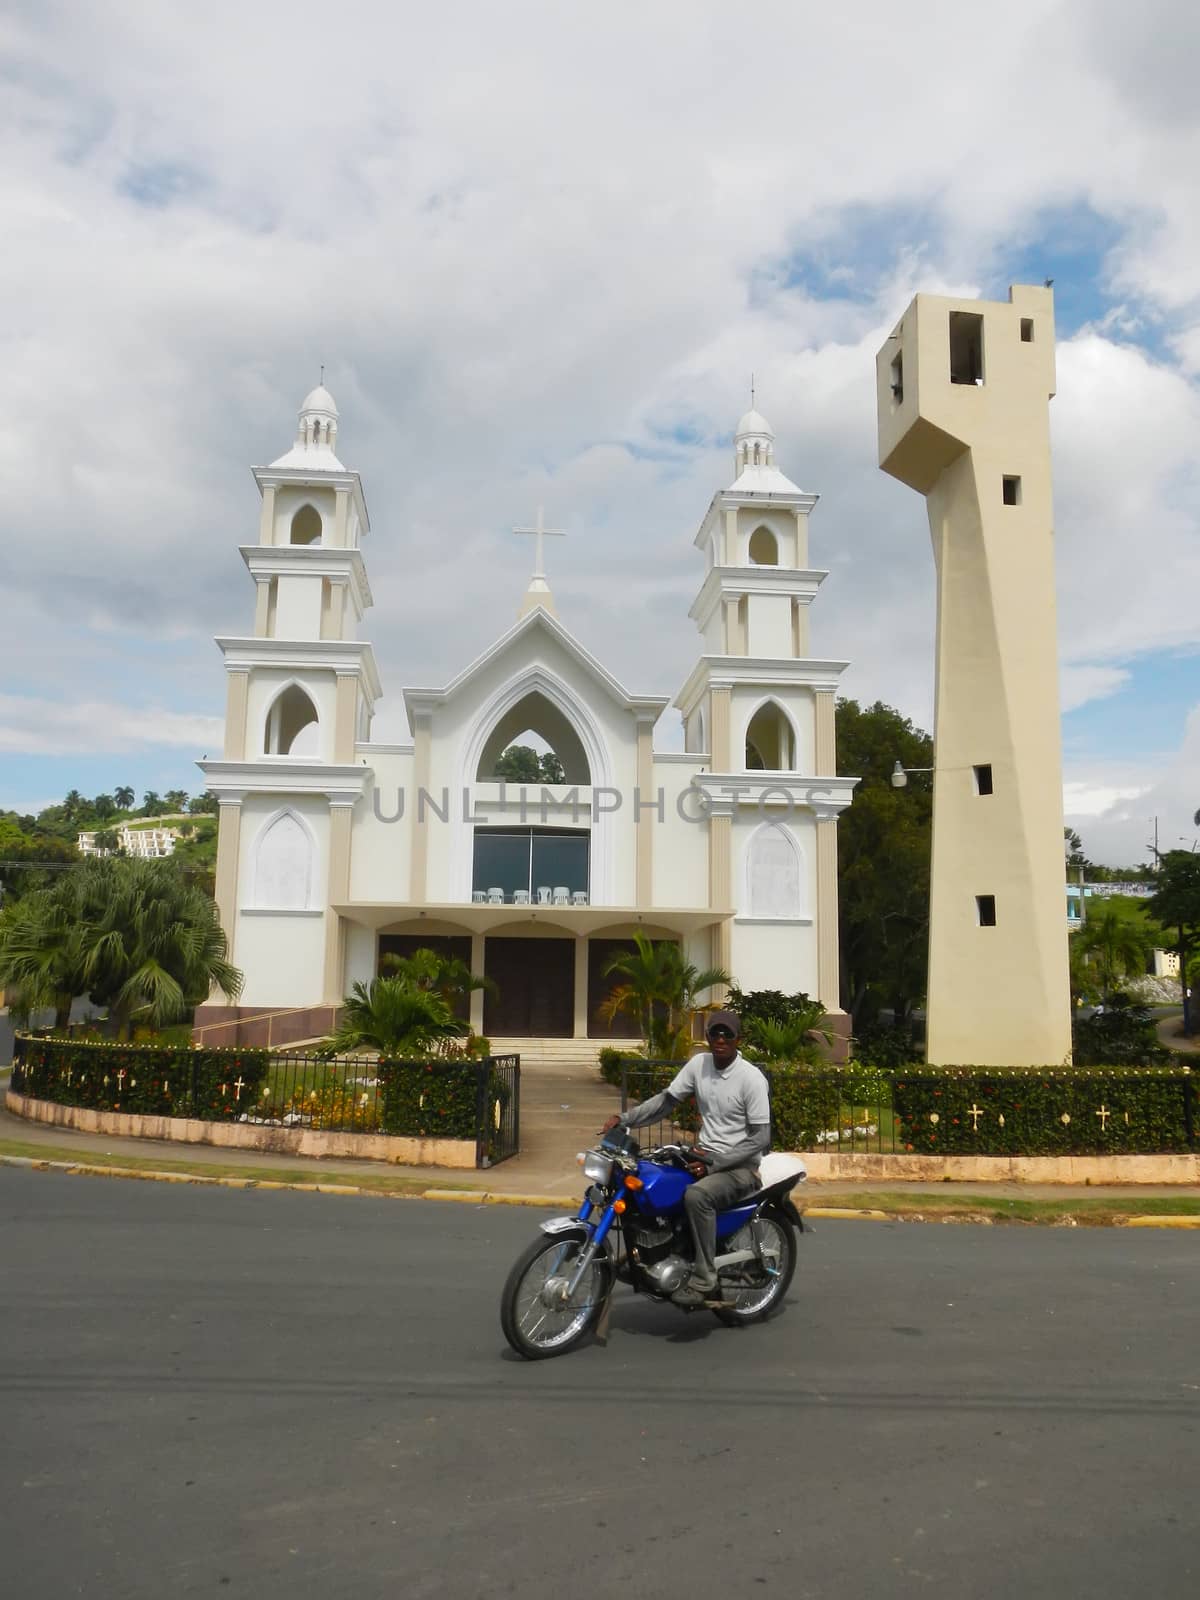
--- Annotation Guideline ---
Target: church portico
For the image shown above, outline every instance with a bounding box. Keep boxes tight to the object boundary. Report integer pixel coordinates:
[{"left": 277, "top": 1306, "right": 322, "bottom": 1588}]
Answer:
[{"left": 195, "top": 385, "right": 859, "bottom": 1050}]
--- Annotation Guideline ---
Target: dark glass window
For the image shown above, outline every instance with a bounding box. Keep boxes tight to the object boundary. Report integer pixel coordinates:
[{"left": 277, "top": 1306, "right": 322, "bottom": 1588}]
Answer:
[{"left": 472, "top": 828, "right": 589, "bottom": 901}]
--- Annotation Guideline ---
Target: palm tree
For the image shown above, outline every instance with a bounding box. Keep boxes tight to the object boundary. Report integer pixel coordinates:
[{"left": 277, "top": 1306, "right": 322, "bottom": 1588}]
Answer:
[
  {"left": 62, "top": 789, "right": 84, "bottom": 822},
  {"left": 379, "top": 947, "right": 495, "bottom": 1014},
  {"left": 597, "top": 934, "right": 729, "bottom": 1059},
  {"left": 0, "top": 892, "right": 82, "bottom": 1028},
  {"left": 319, "top": 978, "right": 466, "bottom": 1057},
  {"left": 141, "top": 791, "right": 163, "bottom": 817},
  {"left": 164, "top": 789, "right": 189, "bottom": 813},
  {"left": 92, "top": 793, "right": 116, "bottom": 821},
  {"left": 1075, "top": 906, "right": 1154, "bottom": 997},
  {"left": 0, "top": 857, "right": 241, "bottom": 1038},
  {"left": 114, "top": 786, "right": 135, "bottom": 810}
]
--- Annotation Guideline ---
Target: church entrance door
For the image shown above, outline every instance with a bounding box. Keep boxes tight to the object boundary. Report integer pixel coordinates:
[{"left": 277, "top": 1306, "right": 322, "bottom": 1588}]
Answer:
[{"left": 483, "top": 937, "right": 574, "bottom": 1038}]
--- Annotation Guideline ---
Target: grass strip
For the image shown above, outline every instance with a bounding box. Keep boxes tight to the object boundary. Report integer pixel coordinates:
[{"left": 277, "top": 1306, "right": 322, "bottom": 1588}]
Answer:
[
  {"left": 0, "top": 1137, "right": 468, "bottom": 1196},
  {"left": 812, "top": 1189, "right": 1200, "bottom": 1226}
]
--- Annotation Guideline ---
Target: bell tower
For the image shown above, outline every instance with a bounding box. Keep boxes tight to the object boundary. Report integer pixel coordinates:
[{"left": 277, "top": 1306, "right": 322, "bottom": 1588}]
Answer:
[
  {"left": 674, "top": 404, "right": 855, "bottom": 1022},
  {"left": 199, "top": 383, "right": 380, "bottom": 1009}
]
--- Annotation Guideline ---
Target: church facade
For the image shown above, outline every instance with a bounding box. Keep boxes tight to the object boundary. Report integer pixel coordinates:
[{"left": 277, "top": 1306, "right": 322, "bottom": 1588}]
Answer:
[{"left": 195, "top": 387, "right": 857, "bottom": 1044}]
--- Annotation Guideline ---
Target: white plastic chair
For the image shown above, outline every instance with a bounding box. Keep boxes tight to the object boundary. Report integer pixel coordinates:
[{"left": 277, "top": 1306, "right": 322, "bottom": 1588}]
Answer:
[
  {"left": 536, "top": 886, "right": 552, "bottom": 905},
  {"left": 512, "top": 888, "right": 531, "bottom": 906},
  {"left": 552, "top": 886, "right": 570, "bottom": 906},
  {"left": 487, "top": 887, "right": 505, "bottom": 905},
  {"left": 572, "top": 890, "right": 588, "bottom": 906},
  {"left": 472, "top": 889, "right": 486, "bottom": 904}
]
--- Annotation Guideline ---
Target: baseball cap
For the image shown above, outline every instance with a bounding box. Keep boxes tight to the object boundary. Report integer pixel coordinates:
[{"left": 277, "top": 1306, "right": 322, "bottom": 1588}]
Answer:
[{"left": 705, "top": 1009, "right": 741, "bottom": 1039}]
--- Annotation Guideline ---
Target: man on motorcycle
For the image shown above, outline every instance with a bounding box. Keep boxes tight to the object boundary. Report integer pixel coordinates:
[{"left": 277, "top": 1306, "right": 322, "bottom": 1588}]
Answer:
[{"left": 602, "top": 1009, "right": 770, "bottom": 1307}]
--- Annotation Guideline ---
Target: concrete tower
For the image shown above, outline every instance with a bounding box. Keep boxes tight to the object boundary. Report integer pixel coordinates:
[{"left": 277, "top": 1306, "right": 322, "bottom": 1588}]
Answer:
[{"left": 876, "top": 286, "right": 1071, "bottom": 1066}]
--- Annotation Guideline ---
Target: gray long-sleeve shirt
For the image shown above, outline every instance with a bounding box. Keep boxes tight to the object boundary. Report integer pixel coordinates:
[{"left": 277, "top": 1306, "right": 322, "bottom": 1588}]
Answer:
[{"left": 621, "top": 1051, "right": 771, "bottom": 1172}]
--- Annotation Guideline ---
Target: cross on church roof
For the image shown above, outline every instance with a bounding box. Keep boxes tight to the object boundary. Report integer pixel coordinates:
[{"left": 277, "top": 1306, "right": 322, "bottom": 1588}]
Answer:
[{"left": 513, "top": 506, "right": 566, "bottom": 619}]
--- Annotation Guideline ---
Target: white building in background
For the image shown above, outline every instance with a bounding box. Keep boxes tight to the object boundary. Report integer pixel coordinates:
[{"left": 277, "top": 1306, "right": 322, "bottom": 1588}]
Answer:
[
  {"left": 196, "top": 386, "right": 857, "bottom": 1046},
  {"left": 78, "top": 825, "right": 179, "bottom": 859}
]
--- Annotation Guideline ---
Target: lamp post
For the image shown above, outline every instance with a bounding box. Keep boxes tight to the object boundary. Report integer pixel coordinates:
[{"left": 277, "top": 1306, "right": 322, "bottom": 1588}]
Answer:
[{"left": 890, "top": 761, "right": 934, "bottom": 789}]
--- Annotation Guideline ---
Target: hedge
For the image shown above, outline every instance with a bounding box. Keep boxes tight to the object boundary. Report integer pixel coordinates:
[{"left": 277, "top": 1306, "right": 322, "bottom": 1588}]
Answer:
[
  {"left": 891, "top": 1066, "right": 1195, "bottom": 1156},
  {"left": 11, "top": 1035, "right": 269, "bottom": 1123},
  {"left": 608, "top": 1056, "right": 1196, "bottom": 1156},
  {"left": 376, "top": 1057, "right": 513, "bottom": 1151}
]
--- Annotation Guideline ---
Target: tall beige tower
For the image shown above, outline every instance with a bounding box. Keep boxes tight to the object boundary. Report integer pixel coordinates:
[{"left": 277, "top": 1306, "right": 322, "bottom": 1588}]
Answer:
[{"left": 876, "top": 286, "right": 1071, "bottom": 1066}]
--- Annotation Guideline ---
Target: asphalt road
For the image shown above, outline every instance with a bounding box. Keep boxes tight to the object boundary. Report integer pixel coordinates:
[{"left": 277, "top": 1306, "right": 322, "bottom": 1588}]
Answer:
[{"left": 2, "top": 1173, "right": 1196, "bottom": 1599}]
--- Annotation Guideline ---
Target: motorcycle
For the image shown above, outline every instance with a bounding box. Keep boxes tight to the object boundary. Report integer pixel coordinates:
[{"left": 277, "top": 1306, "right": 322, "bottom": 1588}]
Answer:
[{"left": 500, "top": 1126, "right": 807, "bottom": 1360}]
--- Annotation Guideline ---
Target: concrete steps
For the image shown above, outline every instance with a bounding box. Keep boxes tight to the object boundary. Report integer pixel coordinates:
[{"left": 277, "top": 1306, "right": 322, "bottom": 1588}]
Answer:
[{"left": 488, "top": 1036, "right": 641, "bottom": 1073}]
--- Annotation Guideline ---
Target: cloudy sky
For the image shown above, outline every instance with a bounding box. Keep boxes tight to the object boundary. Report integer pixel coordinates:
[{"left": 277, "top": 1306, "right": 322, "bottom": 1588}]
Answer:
[{"left": 2, "top": 0, "right": 1197, "bottom": 865}]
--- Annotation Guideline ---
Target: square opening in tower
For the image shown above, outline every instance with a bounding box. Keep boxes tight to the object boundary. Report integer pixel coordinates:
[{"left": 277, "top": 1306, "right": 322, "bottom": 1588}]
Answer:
[
  {"left": 949, "top": 311, "right": 984, "bottom": 385},
  {"left": 1002, "top": 475, "right": 1022, "bottom": 506},
  {"left": 976, "top": 894, "right": 997, "bottom": 927},
  {"left": 973, "top": 764, "right": 994, "bottom": 796},
  {"left": 1020, "top": 317, "right": 1035, "bottom": 343}
]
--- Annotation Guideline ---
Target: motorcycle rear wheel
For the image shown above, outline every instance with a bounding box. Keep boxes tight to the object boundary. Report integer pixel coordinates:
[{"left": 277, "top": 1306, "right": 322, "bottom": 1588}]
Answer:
[
  {"left": 712, "top": 1209, "right": 796, "bottom": 1325},
  {"left": 500, "top": 1235, "right": 612, "bottom": 1360}
]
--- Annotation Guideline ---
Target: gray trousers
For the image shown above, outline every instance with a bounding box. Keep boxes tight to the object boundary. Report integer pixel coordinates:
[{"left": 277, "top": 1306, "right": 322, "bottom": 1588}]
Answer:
[{"left": 683, "top": 1166, "right": 759, "bottom": 1285}]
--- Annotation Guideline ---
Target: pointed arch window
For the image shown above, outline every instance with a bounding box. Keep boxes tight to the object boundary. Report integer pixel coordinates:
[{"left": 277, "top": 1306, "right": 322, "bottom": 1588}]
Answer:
[
  {"left": 748, "top": 525, "right": 778, "bottom": 566},
  {"left": 290, "top": 505, "right": 322, "bottom": 545},
  {"left": 476, "top": 689, "right": 592, "bottom": 785},
  {"left": 747, "top": 823, "right": 803, "bottom": 919},
  {"left": 265, "top": 684, "right": 320, "bottom": 757},
  {"left": 253, "top": 811, "right": 314, "bottom": 909},
  {"left": 745, "top": 701, "right": 795, "bottom": 771}
]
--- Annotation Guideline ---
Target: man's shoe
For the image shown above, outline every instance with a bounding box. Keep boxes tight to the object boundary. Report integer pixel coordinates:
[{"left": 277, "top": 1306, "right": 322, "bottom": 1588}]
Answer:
[{"left": 671, "top": 1275, "right": 718, "bottom": 1307}]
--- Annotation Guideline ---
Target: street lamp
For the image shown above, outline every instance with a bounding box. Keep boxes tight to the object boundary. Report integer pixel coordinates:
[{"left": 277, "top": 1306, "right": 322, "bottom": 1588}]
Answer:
[{"left": 890, "top": 760, "right": 934, "bottom": 789}]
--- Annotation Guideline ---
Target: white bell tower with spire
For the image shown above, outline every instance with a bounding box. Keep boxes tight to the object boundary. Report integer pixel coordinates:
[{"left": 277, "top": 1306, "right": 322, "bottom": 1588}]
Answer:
[
  {"left": 674, "top": 401, "right": 856, "bottom": 1027},
  {"left": 199, "top": 381, "right": 380, "bottom": 1016}
]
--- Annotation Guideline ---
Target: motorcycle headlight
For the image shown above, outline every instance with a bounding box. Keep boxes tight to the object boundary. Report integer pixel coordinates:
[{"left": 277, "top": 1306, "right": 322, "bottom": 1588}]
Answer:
[{"left": 582, "top": 1151, "right": 613, "bottom": 1185}]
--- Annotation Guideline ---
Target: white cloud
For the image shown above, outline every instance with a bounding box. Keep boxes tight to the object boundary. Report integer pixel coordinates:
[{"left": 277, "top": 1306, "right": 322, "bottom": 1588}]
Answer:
[
  {"left": 0, "top": 695, "right": 223, "bottom": 757},
  {"left": 1, "top": 0, "right": 1198, "bottom": 817}
]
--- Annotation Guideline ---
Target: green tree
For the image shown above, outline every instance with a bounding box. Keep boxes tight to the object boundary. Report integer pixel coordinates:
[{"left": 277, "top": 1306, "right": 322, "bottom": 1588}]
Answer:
[
  {"left": 61, "top": 790, "right": 84, "bottom": 822},
  {"left": 1073, "top": 905, "right": 1155, "bottom": 997},
  {"left": 187, "top": 792, "right": 219, "bottom": 815},
  {"left": 92, "top": 794, "right": 117, "bottom": 821},
  {"left": 319, "top": 978, "right": 466, "bottom": 1057},
  {"left": 1145, "top": 849, "right": 1200, "bottom": 1035},
  {"left": 597, "top": 933, "right": 728, "bottom": 1059},
  {"left": 94, "top": 829, "right": 119, "bottom": 854},
  {"left": 114, "top": 786, "right": 135, "bottom": 810},
  {"left": 379, "top": 946, "right": 495, "bottom": 1016},
  {"left": 0, "top": 857, "right": 241, "bottom": 1038},
  {"left": 835, "top": 699, "right": 933, "bottom": 1027},
  {"left": 164, "top": 789, "right": 189, "bottom": 812},
  {"left": 0, "top": 819, "right": 78, "bottom": 906},
  {"left": 492, "top": 744, "right": 565, "bottom": 783},
  {"left": 140, "top": 791, "right": 163, "bottom": 817}
]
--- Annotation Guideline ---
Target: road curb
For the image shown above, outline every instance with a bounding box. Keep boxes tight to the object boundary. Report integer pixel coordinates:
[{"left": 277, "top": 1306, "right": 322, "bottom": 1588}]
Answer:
[{"left": 2, "top": 1155, "right": 1198, "bottom": 1228}]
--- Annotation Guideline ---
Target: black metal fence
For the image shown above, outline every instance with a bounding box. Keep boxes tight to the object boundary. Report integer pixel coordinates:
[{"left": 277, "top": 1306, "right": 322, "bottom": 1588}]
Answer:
[
  {"left": 259, "top": 1052, "right": 521, "bottom": 1166},
  {"left": 479, "top": 1055, "right": 520, "bottom": 1168},
  {"left": 619, "top": 1059, "right": 1198, "bottom": 1157}
]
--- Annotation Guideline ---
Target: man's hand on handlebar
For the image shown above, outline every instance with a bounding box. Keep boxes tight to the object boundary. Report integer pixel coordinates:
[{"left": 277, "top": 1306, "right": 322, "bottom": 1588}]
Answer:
[
  {"left": 600, "top": 1114, "right": 622, "bottom": 1135},
  {"left": 686, "top": 1147, "right": 713, "bottom": 1179}
]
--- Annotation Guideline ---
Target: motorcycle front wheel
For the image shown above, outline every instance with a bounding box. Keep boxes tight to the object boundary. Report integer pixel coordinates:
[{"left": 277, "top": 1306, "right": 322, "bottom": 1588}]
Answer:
[
  {"left": 500, "top": 1234, "right": 612, "bottom": 1360},
  {"left": 712, "top": 1208, "right": 797, "bottom": 1325}
]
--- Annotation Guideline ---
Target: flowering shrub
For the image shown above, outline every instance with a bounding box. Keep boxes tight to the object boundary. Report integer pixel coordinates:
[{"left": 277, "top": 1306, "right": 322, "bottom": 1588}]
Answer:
[{"left": 11, "top": 1035, "right": 269, "bottom": 1122}]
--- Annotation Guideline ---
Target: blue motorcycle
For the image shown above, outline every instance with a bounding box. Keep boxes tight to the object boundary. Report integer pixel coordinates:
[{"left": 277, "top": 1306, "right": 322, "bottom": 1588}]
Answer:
[{"left": 500, "top": 1127, "right": 807, "bottom": 1359}]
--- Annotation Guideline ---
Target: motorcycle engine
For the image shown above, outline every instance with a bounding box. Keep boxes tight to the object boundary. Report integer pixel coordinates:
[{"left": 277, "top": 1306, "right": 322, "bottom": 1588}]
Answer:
[{"left": 630, "top": 1216, "right": 692, "bottom": 1294}]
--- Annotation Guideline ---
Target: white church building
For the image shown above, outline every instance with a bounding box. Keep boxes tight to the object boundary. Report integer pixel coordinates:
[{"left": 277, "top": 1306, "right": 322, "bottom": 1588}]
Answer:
[{"left": 195, "top": 386, "right": 857, "bottom": 1046}]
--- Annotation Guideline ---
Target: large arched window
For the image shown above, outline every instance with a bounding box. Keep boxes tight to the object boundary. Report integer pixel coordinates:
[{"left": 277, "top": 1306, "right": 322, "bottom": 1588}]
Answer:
[
  {"left": 746, "top": 823, "right": 802, "bottom": 919},
  {"left": 253, "top": 811, "right": 314, "bottom": 909},
  {"left": 476, "top": 689, "right": 591, "bottom": 784},
  {"left": 290, "top": 505, "right": 322, "bottom": 545},
  {"left": 265, "top": 684, "right": 320, "bottom": 757},
  {"left": 745, "top": 701, "right": 795, "bottom": 771},
  {"left": 748, "top": 525, "right": 778, "bottom": 566}
]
